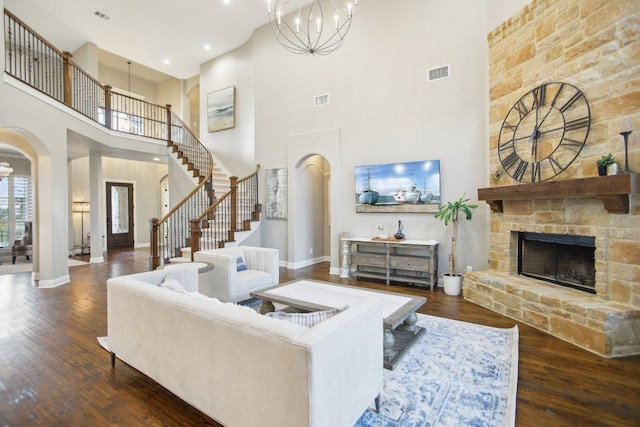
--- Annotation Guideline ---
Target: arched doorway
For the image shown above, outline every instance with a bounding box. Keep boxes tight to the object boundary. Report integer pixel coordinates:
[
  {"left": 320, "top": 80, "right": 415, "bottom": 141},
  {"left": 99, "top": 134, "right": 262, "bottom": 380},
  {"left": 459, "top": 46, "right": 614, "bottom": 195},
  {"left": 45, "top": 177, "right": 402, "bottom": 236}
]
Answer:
[
  {"left": 287, "top": 129, "right": 341, "bottom": 274},
  {"left": 292, "top": 155, "right": 330, "bottom": 264},
  {"left": 0, "top": 128, "right": 48, "bottom": 282}
]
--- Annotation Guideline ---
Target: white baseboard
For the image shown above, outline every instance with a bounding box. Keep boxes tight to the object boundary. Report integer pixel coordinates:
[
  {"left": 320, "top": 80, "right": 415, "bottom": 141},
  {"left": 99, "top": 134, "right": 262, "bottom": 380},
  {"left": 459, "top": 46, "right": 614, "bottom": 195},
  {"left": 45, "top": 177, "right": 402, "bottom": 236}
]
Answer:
[
  {"left": 134, "top": 243, "right": 150, "bottom": 249},
  {"left": 90, "top": 256, "right": 105, "bottom": 264},
  {"left": 286, "top": 256, "right": 326, "bottom": 270},
  {"left": 38, "top": 274, "right": 70, "bottom": 288}
]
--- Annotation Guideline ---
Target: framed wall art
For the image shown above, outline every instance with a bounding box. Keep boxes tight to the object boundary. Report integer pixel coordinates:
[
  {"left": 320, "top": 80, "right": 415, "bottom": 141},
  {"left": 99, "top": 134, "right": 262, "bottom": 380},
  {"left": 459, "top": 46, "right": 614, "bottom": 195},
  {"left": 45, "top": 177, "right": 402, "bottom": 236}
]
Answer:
[
  {"left": 207, "top": 86, "right": 236, "bottom": 132},
  {"left": 354, "top": 159, "right": 441, "bottom": 213},
  {"left": 266, "top": 168, "right": 287, "bottom": 219}
]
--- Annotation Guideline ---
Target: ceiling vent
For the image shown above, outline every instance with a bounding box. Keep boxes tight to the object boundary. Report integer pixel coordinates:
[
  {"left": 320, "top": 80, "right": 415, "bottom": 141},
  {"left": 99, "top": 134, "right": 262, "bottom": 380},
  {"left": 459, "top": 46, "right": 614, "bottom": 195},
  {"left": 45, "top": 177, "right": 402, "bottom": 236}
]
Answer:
[
  {"left": 314, "top": 94, "right": 329, "bottom": 107},
  {"left": 427, "top": 64, "right": 450, "bottom": 82},
  {"left": 94, "top": 11, "right": 111, "bottom": 21}
]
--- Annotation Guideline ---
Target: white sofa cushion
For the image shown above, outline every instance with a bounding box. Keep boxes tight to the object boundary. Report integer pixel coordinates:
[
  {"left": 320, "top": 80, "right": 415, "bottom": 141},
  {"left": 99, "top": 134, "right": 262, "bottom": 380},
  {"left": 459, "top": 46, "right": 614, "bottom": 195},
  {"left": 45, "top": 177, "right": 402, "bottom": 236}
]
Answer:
[{"left": 236, "top": 270, "right": 273, "bottom": 292}]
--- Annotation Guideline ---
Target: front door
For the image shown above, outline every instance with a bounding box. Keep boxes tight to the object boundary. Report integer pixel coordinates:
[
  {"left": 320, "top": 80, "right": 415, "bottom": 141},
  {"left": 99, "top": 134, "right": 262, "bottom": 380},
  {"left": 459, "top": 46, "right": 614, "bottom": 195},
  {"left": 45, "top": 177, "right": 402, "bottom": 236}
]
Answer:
[{"left": 106, "top": 182, "right": 134, "bottom": 250}]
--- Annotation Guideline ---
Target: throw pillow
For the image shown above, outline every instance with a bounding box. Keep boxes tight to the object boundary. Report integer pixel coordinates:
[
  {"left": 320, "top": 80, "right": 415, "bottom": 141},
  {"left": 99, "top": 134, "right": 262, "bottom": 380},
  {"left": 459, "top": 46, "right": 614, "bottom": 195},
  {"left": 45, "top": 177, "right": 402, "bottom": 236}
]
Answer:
[
  {"left": 160, "top": 274, "right": 186, "bottom": 293},
  {"left": 236, "top": 256, "right": 248, "bottom": 272},
  {"left": 265, "top": 307, "right": 345, "bottom": 328}
]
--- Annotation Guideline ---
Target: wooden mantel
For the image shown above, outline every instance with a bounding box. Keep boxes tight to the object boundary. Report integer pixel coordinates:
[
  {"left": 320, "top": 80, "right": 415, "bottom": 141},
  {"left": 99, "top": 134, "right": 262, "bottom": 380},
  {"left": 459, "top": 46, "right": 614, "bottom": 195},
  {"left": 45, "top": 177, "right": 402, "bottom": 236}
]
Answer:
[{"left": 477, "top": 173, "right": 640, "bottom": 214}]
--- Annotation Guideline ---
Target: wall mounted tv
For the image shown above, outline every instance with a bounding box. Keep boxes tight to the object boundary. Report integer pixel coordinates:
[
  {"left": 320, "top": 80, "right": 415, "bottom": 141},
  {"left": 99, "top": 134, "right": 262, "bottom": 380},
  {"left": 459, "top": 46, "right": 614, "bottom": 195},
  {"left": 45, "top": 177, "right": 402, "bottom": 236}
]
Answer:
[{"left": 354, "top": 160, "right": 441, "bottom": 213}]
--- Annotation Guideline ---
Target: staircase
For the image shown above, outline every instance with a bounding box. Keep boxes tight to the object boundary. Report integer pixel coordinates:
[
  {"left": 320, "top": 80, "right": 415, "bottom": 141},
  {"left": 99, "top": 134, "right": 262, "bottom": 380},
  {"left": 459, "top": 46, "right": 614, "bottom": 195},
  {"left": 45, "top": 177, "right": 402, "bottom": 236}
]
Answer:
[
  {"left": 3, "top": 8, "right": 262, "bottom": 270},
  {"left": 149, "top": 113, "right": 262, "bottom": 269}
]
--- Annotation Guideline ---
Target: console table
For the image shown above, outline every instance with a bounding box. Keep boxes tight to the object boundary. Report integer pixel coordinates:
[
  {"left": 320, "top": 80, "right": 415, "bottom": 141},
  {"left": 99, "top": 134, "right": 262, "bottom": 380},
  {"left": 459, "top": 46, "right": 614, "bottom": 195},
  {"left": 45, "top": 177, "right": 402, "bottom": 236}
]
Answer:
[{"left": 341, "top": 237, "right": 438, "bottom": 290}]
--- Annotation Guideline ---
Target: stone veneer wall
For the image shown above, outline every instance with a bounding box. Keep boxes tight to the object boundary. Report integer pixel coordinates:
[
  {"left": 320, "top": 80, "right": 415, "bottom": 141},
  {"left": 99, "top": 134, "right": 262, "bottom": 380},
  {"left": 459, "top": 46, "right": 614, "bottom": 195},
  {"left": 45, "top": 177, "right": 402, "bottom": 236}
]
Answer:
[{"left": 464, "top": 0, "right": 640, "bottom": 357}]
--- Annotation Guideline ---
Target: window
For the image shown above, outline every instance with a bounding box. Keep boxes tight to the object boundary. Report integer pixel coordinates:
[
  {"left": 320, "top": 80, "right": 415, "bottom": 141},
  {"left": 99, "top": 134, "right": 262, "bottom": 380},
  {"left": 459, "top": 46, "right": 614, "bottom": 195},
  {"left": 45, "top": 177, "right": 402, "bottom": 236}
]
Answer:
[
  {"left": 0, "top": 175, "right": 33, "bottom": 246},
  {"left": 13, "top": 176, "right": 33, "bottom": 240}
]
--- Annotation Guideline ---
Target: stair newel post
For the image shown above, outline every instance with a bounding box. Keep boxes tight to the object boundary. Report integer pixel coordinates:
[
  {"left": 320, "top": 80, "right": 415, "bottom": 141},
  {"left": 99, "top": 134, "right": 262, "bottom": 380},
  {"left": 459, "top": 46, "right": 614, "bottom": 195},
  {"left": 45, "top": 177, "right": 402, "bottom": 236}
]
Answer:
[
  {"left": 165, "top": 104, "right": 172, "bottom": 143},
  {"left": 230, "top": 176, "right": 238, "bottom": 234},
  {"left": 62, "top": 51, "right": 73, "bottom": 107},
  {"left": 189, "top": 219, "right": 201, "bottom": 261},
  {"left": 104, "top": 85, "right": 112, "bottom": 129},
  {"left": 149, "top": 217, "right": 160, "bottom": 270}
]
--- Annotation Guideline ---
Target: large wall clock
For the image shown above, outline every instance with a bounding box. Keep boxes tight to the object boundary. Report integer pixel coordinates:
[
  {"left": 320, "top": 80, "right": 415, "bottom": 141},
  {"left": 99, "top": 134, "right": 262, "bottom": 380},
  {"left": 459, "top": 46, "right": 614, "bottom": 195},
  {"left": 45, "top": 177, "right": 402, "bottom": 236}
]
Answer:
[{"left": 498, "top": 82, "right": 591, "bottom": 183}]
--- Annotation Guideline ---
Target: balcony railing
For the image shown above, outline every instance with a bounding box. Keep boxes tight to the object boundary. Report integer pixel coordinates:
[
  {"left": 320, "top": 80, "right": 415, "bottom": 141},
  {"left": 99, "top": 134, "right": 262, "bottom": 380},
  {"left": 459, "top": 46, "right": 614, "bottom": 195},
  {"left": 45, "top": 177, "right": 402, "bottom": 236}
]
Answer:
[{"left": 4, "top": 9, "right": 170, "bottom": 141}]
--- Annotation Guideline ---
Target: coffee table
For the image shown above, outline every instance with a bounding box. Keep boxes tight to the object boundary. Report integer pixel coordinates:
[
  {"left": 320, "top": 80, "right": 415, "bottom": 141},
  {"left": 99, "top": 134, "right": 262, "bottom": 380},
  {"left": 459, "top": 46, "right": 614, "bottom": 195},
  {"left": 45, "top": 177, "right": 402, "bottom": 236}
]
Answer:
[{"left": 251, "top": 279, "right": 426, "bottom": 370}]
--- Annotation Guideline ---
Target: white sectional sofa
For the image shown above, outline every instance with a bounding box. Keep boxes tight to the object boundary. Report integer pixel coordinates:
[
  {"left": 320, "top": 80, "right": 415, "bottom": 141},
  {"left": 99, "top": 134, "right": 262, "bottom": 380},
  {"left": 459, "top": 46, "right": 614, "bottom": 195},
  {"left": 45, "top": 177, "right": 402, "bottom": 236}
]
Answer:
[
  {"left": 107, "top": 265, "right": 383, "bottom": 427},
  {"left": 193, "top": 246, "right": 279, "bottom": 302}
]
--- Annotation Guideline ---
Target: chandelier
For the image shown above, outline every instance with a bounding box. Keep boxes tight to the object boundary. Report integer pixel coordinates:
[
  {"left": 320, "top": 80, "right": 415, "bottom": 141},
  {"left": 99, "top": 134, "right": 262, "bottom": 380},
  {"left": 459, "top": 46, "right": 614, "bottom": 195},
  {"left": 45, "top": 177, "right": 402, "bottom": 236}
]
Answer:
[
  {"left": 0, "top": 162, "right": 13, "bottom": 179},
  {"left": 267, "top": 0, "right": 358, "bottom": 56}
]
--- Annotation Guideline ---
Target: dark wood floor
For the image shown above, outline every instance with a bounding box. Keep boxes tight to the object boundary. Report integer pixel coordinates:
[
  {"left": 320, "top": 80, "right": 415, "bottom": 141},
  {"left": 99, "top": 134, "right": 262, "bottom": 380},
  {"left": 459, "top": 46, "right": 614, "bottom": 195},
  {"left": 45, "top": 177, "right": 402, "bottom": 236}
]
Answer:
[{"left": 0, "top": 249, "right": 638, "bottom": 426}]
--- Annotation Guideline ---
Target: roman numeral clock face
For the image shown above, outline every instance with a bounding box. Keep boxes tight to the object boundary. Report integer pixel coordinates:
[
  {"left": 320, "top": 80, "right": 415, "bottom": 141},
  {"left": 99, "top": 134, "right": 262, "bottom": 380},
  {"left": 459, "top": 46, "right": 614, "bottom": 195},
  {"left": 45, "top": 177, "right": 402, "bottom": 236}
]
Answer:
[{"left": 498, "top": 82, "right": 591, "bottom": 183}]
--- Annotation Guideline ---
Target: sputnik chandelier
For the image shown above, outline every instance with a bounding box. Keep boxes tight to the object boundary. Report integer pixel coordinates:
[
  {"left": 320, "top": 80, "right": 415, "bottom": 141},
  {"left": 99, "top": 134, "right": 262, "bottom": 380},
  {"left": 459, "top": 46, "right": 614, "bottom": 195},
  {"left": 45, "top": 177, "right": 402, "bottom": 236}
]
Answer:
[{"left": 267, "top": 0, "right": 358, "bottom": 56}]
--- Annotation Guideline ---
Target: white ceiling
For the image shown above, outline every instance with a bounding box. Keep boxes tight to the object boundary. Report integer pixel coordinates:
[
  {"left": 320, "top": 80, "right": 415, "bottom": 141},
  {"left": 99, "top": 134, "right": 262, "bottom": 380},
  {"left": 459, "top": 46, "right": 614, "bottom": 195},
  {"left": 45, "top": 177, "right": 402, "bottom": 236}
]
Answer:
[{"left": 4, "top": 0, "right": 273, "bottom": 80}]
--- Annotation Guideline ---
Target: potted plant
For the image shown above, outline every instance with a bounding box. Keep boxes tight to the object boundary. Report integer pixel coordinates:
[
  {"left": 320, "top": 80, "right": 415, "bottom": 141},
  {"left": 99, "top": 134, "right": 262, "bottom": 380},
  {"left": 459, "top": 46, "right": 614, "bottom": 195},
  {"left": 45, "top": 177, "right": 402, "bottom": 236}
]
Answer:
[
  {"left": 597, "top": 153, "right": 616, "bottom": 176},
  {"left": 435, "top": 195, "right": 478, "bottom": 296}
]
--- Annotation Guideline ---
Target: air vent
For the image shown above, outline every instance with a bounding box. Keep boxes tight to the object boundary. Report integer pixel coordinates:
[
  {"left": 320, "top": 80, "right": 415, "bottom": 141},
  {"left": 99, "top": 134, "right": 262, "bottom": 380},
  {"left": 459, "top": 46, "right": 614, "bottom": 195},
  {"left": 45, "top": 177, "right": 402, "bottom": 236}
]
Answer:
[
  {"left": 314, "top": 94, "right": 329, "bottom": 107},
  {"left": 427, "top": 64, "right": 450, "bottom": 82},
  {"left": 94, "top": 11, "right": 111, "bottom": 20}
]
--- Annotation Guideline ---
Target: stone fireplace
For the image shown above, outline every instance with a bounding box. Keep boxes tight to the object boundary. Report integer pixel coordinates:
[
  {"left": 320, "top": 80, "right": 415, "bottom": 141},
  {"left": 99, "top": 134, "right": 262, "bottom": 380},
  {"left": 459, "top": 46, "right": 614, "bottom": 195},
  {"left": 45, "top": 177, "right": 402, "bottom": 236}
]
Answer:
[
  {"left": 469, "top": 0, "right": 640, "bottom": 357},
  {"left": 464, "top": 175, "right": 640, "bottom": 357}
]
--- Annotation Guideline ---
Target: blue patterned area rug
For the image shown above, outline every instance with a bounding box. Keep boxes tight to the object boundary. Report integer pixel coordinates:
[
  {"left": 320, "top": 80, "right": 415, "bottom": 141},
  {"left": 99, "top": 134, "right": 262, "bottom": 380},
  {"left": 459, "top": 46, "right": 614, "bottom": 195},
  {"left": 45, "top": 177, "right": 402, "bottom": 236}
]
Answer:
[{"left": 355, "top": 314, "right": 518, "bottom": 427}]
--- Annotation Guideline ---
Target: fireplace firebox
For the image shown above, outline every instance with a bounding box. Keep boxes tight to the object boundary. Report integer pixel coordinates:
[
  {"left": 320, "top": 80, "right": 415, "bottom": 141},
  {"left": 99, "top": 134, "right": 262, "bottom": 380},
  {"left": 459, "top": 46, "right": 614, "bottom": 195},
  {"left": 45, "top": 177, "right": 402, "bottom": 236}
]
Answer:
[{"left": 518, "top": 232, "right": 596, "bottom": 294}]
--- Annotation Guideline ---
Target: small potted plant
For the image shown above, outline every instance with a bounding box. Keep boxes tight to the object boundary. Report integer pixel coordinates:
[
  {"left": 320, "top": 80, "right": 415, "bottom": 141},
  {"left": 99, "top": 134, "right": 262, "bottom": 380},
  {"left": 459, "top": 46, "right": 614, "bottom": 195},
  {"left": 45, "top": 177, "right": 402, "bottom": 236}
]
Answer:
[
  {"left": 596, "top": 153, "right": 615, "bottom": 176},
  {"left": 435, "top": 195, "right": 478, "bottom": 296}
]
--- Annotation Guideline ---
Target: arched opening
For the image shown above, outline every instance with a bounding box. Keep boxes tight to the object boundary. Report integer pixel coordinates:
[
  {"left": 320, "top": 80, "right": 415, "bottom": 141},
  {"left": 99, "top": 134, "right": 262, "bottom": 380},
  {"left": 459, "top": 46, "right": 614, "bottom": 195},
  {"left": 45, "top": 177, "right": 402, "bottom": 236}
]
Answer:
[
  {"left": 0, "top": 128, "right": 51, "bottom": 281},
  {"left": 286, "top": 129, "right": 341, "bottom": 273},
  {"left": 293, "top": 155, "right": 330, "bottom": 264}
]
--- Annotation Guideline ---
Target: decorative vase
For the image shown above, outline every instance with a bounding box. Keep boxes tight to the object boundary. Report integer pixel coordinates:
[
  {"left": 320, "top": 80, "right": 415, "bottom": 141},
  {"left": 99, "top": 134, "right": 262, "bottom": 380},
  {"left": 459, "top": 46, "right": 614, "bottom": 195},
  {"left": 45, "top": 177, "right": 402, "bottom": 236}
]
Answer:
[
  {"left": 606, "top": 162, "right": 619, "bottom": 176},
  {"left": 443, "top": 274, "right": 462, "bottom": 296},
  {"left": 597, "top": 165, "right": 607, "bottom": 176},
  {"left": 394, "top": 220, "right": 405, "bottom": 240}
]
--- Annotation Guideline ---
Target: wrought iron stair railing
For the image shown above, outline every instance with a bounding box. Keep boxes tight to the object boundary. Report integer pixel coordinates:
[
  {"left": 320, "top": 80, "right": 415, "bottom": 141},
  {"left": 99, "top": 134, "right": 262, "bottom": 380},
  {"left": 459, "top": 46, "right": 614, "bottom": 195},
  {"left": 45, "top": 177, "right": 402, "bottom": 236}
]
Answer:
[{"left": 188, "top": 165, "right": 261, "bottom": 255}]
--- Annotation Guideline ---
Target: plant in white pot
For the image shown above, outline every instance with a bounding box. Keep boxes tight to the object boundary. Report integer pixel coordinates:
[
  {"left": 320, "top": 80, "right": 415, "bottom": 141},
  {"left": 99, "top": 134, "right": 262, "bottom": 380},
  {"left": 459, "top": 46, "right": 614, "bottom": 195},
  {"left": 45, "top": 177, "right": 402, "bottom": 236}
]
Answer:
[{"left": 435, "top": 195, "right": 478, "bottom": 296}]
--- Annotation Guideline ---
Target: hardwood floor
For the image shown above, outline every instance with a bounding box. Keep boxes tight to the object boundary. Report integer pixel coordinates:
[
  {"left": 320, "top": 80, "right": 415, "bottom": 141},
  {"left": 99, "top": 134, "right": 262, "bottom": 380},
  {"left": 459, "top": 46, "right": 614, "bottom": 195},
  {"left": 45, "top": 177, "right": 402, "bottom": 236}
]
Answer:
[{"left": 0, "top": 248, "right": 638, "bottom": 426}]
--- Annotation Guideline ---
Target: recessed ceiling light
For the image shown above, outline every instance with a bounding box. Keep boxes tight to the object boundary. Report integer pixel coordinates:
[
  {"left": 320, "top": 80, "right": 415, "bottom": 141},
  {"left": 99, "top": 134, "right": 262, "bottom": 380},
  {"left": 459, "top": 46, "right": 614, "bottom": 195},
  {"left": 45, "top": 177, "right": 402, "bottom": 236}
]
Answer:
[
  {"left": 222, "top": 0, "right": 230, "bottom": 3},
  {"left": 163, "top": 59, "right": 170, "bottom": 65},
  {"left": 153, "top": 157, "right": 160, "bottom": 161},
  {"left": 204, "top": 44, "right": 211, "bottom": 51}
]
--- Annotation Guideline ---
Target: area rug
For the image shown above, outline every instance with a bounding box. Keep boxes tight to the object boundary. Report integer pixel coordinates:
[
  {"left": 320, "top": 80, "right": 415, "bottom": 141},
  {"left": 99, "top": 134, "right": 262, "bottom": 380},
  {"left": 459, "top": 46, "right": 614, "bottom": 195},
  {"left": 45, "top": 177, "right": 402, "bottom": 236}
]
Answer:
[
  {"left": 355, "top": 314, "right": 518, "bottom": 427},
  {"left": 0, "top": 258, "right": 89, "bottom": 275}
]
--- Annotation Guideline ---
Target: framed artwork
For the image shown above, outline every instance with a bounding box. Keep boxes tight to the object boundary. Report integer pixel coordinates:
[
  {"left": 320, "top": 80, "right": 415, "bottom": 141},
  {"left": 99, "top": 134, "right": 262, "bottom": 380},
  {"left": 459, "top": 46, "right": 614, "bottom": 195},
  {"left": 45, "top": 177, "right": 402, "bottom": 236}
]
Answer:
[
  {"left": 354, "top": 160, "right": 441, "bottom": 213},
  {"left": 207, "top": 86, "right": 236, "bottom": 132},
  {"left": 266, "top": 168, "right": 287, "bottom": 219}
]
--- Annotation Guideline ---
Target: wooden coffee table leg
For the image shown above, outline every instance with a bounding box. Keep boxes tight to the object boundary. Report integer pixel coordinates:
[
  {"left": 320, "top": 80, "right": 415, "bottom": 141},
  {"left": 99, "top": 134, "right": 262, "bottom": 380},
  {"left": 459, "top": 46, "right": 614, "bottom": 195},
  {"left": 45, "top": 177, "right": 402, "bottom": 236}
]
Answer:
[
  {"left": 400, "top": 312, "right": 419, "bottom": 333},
  {"left": 259, "top": 300, "right": 275, "bottom": 314},
  {"left": 383, "top": 329, "right": 397, "bottom": 361}
]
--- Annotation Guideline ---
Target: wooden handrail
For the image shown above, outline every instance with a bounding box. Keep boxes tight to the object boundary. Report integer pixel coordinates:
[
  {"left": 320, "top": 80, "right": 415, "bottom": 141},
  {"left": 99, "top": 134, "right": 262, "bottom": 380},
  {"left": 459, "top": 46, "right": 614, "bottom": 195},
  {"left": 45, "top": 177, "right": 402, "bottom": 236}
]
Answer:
[
  {"left": 187, "top": 165, "right": 261, "bottom": 259},
  {"left": 236, "top": 164, "right": 261, "bottom": 184},
  {"left": 194, "top": 164, "right": 260, "bottom": 222},
  {"left": 4, "top": 9, "right": 65, "bottom": 57}
]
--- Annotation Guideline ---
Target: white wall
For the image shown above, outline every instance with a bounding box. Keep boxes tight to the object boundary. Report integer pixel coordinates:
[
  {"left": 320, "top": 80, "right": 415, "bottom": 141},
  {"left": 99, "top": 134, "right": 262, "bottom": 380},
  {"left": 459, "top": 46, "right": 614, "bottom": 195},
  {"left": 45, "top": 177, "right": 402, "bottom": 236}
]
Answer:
[
  {"left": 486, "top": 0, "right": 531, "bottom": 33},
  {"left": 72, "top": 42, "right": 99, "bottom": 79},
  {"left": 201, "top": 0, "right": 492, "bottom": 275},
  {"left": 199, "top": 41, "right": 255, "bottom": 177}
]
